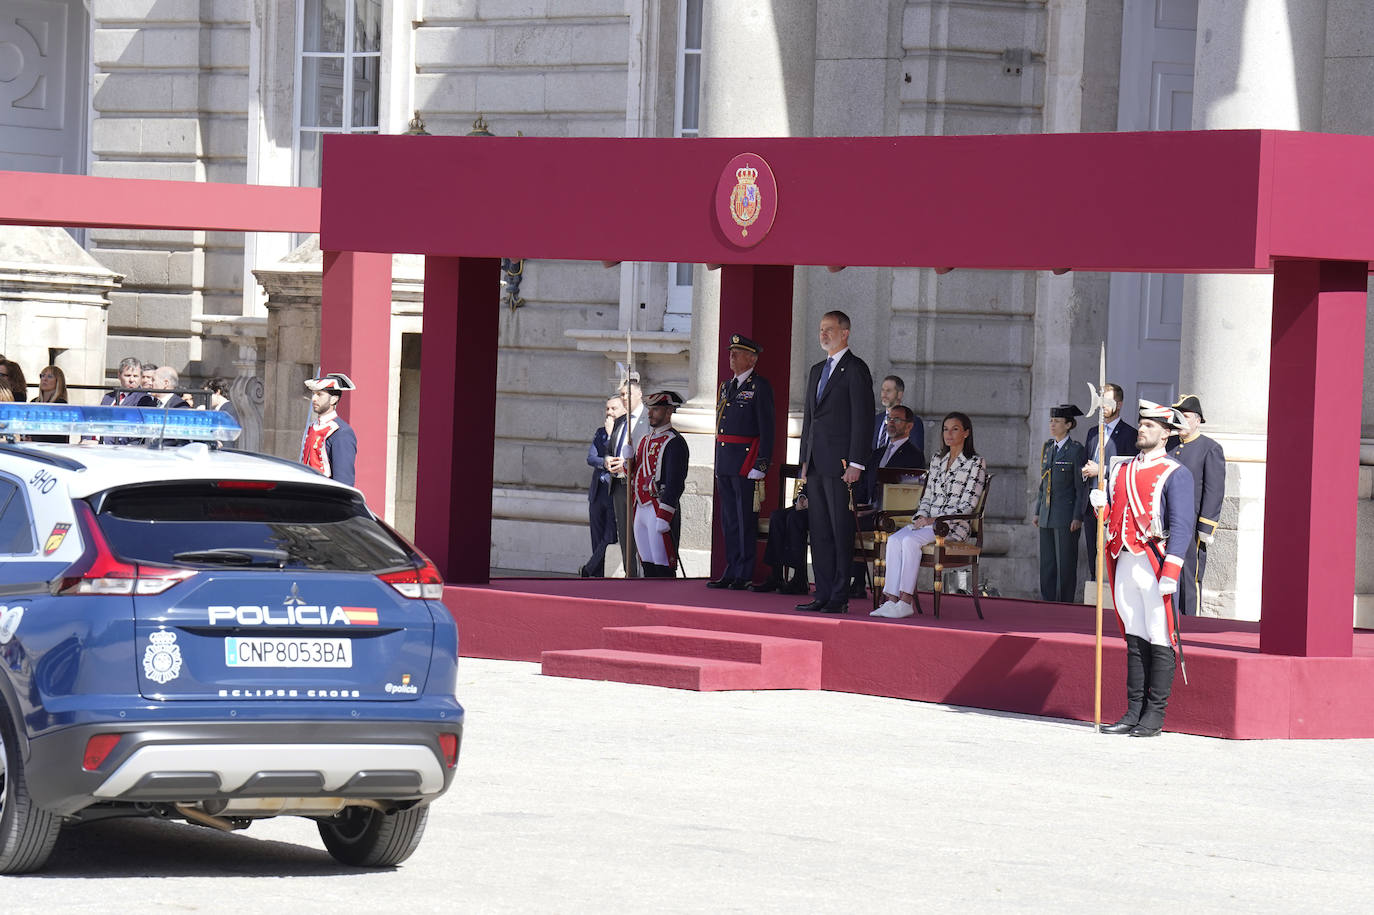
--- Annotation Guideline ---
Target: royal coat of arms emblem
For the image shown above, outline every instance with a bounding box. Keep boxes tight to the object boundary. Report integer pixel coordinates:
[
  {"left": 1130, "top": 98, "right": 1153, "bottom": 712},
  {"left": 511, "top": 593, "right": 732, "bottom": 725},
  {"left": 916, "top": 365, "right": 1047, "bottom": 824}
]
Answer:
[
  {"left": 729, "top": 167, "right": 762, "bottom": 236},
  {"left": 715, "top": 153, "right": 777, "bottom": 248}
]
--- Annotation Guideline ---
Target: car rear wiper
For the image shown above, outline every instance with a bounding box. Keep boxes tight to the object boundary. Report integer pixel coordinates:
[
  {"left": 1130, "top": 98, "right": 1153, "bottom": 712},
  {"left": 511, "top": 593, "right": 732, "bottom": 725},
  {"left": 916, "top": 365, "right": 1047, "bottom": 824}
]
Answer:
[{"left": 173, "top": 548, "right": 290, "bottom": 567}]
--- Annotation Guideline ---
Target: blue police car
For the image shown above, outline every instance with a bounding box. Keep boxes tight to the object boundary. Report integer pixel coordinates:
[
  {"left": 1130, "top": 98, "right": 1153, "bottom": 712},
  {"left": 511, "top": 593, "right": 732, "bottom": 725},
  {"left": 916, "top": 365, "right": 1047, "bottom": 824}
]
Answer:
[{"left": 0, "top": 403, "right": 462, "bottom": 872}]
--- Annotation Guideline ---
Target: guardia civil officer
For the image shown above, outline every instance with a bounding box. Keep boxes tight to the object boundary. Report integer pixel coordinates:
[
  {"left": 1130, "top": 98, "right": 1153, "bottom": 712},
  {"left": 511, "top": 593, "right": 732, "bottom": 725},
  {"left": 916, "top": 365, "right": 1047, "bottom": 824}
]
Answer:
[
  {"left": 1167, "top": 394, "right": 1226, "bottom": 616},
  {"left": 708, "top": 334, "right": 775, "bottom": 590},
  {"left": 1034, "top": 404, "right": 1088, "bottom": 602}
]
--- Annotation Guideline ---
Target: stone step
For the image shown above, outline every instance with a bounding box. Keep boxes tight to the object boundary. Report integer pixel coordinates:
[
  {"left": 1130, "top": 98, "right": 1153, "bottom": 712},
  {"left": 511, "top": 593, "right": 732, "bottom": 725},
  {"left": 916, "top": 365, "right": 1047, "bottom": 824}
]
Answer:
[
  {"left": 602, "top": 625, "right": 821, "bottom": 668},
  {"left": 541, "top": 627, "right": 823, "bottom": 691}
]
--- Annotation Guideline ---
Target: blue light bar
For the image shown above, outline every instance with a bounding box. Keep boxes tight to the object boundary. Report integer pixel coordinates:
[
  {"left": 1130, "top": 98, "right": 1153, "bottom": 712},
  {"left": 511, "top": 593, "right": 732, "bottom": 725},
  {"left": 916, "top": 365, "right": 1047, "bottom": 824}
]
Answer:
[{"left": 0, "top": 403, "right": 241, "bottom": 443}]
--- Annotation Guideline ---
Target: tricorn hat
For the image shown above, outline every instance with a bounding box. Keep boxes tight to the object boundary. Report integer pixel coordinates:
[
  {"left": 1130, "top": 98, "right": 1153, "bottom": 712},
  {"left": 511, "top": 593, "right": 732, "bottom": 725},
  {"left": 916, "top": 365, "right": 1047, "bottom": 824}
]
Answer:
[
  {"left": 305, "top": 372, "right": 355, "bottom": 394},
  {"left": 643, "top": 390, "right": 684, "bottom": 410},
  {"left": 1050, "top": 404, "right": 1083, "bottom": 420},
  {"left": 728, "top": 333, "right": 761, "bottom": 355},
  {"left": 1138, "top": 399, "right": 1185, "bottom": 430},
  {"left": 1172, "top": 394, "right": 1205, "bottom": 423}
]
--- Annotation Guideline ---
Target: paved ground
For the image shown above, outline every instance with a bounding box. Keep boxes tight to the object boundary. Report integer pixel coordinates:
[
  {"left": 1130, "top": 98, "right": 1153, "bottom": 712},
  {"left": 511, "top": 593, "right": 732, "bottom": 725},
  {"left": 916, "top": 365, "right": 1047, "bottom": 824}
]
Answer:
[{"left": 10, "top": 658, "right": 1374, "bottom": 912}]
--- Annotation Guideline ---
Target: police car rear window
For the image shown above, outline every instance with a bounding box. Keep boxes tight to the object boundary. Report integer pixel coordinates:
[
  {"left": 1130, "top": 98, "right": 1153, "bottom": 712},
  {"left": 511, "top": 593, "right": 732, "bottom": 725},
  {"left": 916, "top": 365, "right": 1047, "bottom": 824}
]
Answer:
[{"left": 92, "top": 482, "right": 413, "bottom": 573}]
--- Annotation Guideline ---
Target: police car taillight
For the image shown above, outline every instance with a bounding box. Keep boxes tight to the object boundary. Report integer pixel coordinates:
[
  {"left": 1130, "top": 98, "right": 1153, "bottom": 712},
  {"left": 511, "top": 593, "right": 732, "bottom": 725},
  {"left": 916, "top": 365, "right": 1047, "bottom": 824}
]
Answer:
[
  {"left": 378, "top": 556, "right": 444, "bottom": 599},
  {"left": 439, "top": 733, "right": 459, "bottom": 768},
  {"left": 82, "top": 734, "right": 121, "bottom": 771},
  {"left": 58, "top": 503, "right": 196, "bottom": 596}
]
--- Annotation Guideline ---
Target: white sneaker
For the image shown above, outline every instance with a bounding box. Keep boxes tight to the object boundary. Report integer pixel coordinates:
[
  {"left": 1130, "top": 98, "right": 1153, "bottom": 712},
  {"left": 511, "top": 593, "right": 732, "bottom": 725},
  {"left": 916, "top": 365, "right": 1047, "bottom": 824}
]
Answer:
[
  {"left": 870, "top": 599, "right": 899, "bottom": 617},
  {"left": 888, "top": 600, "right": 915, "bottom": 619}
]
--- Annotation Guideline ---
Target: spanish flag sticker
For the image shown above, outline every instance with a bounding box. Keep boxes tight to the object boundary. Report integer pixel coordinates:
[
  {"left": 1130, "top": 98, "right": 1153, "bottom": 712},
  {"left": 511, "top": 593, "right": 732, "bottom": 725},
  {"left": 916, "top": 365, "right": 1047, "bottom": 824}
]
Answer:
[{"left": 341, "top": 607, "right": 379, "bottom": 626}]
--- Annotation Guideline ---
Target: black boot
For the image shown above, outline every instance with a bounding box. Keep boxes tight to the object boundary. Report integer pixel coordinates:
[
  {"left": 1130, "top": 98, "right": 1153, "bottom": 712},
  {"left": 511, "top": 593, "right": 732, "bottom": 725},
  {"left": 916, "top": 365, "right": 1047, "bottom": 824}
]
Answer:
[
  {"left": 781, "top": 569, "right": 810, "bottom": 595},
  {"left": 1130, "top": 643, "right": 1176, "bottom": 737},
  {"left": 1102, "top": 635, "right": 1147, "bottom": 734}
]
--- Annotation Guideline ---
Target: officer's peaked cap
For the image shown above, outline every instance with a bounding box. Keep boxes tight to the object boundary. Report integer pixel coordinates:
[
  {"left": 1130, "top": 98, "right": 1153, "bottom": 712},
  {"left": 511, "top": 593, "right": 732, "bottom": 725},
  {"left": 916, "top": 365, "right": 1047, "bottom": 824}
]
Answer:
[{"left": 728, "top": 334, "right": 761, "bottom": 355}]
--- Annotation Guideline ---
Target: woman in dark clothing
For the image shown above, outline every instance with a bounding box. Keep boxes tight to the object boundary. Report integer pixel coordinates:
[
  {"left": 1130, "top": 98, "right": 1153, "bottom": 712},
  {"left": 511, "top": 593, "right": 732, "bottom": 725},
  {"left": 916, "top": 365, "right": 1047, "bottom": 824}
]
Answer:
[{"left": 28, "top": 365, "right": 70, "bottom": 444}]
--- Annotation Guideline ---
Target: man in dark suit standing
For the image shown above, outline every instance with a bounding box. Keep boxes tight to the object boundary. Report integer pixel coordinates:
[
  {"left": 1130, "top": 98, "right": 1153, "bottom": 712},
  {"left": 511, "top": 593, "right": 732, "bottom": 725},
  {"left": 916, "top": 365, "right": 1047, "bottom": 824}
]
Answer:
[
  {"left": 580, "top": 396, "right": 623, "bottom": 577},
  {"left": 709, "top": 334, "right": 774, "bottom": 590},
  {"left": 796, "top": 310, "right": 874, "bottom": 613},
  {"left": 606, "top": 380, "right": 644, "bottom": 577},
  {"left": 873, "top": 375, "right": 924, "bottom": 455},
  {"left": 1081, "top": 382, "right": 1137, "bottom": 585}
]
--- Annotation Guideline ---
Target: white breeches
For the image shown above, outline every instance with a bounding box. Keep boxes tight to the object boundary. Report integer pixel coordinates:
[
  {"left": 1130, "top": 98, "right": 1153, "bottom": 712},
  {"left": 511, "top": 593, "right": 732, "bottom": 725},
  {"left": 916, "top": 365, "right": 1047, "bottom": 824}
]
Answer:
[
  {"left": 633, "top": 501, "right": 672, "bottom": 566},
  {"left": 1113, "top": 550, "right": 1172, "bottom": 647},
  {"left": 881, "top": 524, "right": 938, "bottom": 598}
]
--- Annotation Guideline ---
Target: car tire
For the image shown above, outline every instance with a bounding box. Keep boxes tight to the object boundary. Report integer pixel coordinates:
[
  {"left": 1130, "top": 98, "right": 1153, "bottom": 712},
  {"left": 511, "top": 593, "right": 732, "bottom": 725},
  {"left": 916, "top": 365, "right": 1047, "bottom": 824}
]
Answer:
[
  {"left": 0, "top": 701, "right": 62, "bottom": 874},
  {"left": 317, "top": 804, "right": 428, "bottom": 867}
]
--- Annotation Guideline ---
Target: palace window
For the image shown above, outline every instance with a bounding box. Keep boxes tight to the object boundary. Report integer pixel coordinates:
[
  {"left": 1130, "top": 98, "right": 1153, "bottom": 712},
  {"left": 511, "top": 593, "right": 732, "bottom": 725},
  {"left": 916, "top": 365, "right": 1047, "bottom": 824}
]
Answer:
[
  {"left": 666, "top": 0, "right": 703, "bottom": 331},
  {"left": 294, "top": 0, "right": 382, "bottom": 188}
]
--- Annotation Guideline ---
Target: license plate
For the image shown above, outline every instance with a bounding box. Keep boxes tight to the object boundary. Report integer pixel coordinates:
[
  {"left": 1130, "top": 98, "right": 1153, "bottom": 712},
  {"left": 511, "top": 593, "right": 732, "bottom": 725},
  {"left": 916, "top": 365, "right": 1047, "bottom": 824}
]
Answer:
[{"left": 224, "top": 637, "right": 352, "bottom": 668}]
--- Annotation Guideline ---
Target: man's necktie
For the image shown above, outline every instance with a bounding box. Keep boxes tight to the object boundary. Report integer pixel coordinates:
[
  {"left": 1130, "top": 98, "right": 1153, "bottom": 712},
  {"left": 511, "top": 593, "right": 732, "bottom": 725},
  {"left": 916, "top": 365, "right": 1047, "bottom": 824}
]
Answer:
[
  {"left": 816, "top": 357, "right": 833, "bottom": 400},
  {"left": 727, "top": 378, "right": 739, "bottom": 400},
  {"left": 876, "top": 418, "right": 889, "bottom": 450}
]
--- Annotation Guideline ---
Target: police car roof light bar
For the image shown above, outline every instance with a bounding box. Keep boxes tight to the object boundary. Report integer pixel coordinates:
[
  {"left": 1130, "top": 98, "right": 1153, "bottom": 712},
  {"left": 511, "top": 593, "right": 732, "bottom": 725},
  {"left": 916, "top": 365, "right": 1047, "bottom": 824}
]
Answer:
[{"left": 0, "top": 402, "right": 241, "bottom": 443}]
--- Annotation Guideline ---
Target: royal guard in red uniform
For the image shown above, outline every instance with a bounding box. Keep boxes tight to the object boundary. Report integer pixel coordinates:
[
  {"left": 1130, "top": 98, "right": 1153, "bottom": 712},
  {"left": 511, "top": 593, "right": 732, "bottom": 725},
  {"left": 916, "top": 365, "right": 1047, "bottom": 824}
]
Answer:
[
  {"left": 1089, "top": 400, "right": 1196, "bottom": 737},
  {"left": 708, "top": 334, "right": 774, "bottom": 590},
  {"left": 633, "top": 390, "right": 689, "bottom": 577},
  {"left": 300, "top": 372, "right": 358, "bottom": 486}
]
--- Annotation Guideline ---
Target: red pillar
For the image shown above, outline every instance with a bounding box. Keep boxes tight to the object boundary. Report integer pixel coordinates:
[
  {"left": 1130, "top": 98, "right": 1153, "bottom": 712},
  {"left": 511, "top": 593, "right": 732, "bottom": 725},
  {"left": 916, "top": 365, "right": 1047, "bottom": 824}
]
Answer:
[
  {"left": 413, "top": 256, "right": 502, "bottom": 583},
  {"left": 320, "top": 250, "right": 392, "bottom": 513},
  {"left": 713, "top": 264, "right": 794, "bottom": 579},
  {"left": 1259, "top": 258, "right": 1367, "bottom": 657}
]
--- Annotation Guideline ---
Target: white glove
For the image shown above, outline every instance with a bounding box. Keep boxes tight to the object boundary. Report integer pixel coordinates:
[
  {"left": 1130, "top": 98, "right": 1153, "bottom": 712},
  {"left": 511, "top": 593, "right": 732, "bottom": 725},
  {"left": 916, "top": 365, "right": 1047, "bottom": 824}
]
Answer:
[
  {"left": 654, "top": 516, "right": 670, "bottom": 534},
  {"left": 1198, "top": 530, "right": 1214, "bottom": 546},
  {"left": 747, "top": 468, "right": 766, "bottom": 480},
  {"left": 1088, "top": 489, "right": 1107, "bottom": 510},
  {"left": 1158, "top": 576, "right": 1178, "bottom": 596}
]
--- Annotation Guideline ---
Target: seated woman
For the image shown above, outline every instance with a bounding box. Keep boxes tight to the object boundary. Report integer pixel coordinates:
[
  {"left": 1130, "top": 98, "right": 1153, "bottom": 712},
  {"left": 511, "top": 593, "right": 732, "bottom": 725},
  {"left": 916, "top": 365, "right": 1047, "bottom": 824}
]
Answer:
[{"left": 871, "top": 411, "right": 988, "bottom": 619}]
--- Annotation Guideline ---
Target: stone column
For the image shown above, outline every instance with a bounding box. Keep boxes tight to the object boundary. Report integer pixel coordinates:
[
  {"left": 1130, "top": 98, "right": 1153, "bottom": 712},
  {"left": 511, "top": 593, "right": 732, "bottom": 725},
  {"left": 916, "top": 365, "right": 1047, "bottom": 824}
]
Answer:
[
  {"left": 684, "top": 0, "right": 818, "bottom": 417},
  {"left": 672, "top": 1, "right": 818, "bottom": 574},
  {"left": 1177, "top": 0, "right": 1327, "bottom": 619}
]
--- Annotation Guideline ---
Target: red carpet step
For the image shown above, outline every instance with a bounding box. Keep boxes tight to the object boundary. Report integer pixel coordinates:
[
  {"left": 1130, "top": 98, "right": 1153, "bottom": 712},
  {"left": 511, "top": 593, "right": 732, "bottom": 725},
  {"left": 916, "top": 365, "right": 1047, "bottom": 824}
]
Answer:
[{"left": 541, "top": 625, "right": 823, "bottom": 691}]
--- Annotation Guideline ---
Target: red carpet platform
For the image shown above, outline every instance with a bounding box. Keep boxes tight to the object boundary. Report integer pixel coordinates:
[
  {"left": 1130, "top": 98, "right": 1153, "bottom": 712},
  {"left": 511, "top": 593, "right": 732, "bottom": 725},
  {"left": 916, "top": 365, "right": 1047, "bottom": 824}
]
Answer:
[{"left": 442, "top": 579, "right": 1374, "bottom": 739}]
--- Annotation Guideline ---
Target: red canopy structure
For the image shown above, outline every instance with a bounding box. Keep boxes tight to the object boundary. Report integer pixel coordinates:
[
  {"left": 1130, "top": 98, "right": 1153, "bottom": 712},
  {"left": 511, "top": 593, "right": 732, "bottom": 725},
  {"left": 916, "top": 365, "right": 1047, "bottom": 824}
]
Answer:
[
  {"left": 0, "top": 129, "right": 1366, "bottom": 665},
  {"left": 317, "top": 128, "right": 1372, "bottom": 661}
]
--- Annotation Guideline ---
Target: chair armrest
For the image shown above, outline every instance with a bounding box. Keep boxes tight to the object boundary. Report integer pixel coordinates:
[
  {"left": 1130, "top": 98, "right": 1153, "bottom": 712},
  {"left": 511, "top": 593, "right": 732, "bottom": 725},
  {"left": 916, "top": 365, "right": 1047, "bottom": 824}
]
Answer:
[
  {"left": 873, "top": 510, "right": 916, "bottom": 533},
  {"left": 931, "top": 512, "right": 979, "bottom": 537}
]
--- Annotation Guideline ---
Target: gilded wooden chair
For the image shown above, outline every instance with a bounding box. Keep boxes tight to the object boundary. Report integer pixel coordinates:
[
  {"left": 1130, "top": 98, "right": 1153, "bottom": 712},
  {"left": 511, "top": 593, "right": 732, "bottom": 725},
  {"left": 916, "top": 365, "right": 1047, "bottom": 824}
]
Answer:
[
  {"left": 916, "top": 474, "right": 994, "bottom": 620},
  {"left": 859, "top": 470, "right": 926, "bottom": 610}
]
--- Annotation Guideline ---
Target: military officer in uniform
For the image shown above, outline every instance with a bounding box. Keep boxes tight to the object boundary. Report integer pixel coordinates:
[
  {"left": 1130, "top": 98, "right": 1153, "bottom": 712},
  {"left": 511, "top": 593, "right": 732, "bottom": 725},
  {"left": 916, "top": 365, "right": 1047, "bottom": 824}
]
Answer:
[
  {"left": 709, "top": 334, "right": 775, "bottom": 590},
  {"left": 1034, "top": 404, "right": 1088, "bottom": 602},
  {"left": 1167, "top": 394, "right": 1226, "bottom": 616},
  {"left": 633, "top": 391, "right": 689, "bottom": 577},
  {"left": 1088, "top": 401, "right": 1195, "bottom": 737}
]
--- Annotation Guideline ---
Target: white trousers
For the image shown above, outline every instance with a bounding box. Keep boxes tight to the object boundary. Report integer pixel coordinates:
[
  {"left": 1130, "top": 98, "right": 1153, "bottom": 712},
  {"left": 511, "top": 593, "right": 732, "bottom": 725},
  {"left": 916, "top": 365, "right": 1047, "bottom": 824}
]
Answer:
[
  {"left": 881, "top": 524, "right": 937, "bottom": 598},
  {"left": 1112, "top": 549, "right": 1172, "bottom": 647},
  {"left": 633, "top": 501, "right": 672, "bottom": 566}
]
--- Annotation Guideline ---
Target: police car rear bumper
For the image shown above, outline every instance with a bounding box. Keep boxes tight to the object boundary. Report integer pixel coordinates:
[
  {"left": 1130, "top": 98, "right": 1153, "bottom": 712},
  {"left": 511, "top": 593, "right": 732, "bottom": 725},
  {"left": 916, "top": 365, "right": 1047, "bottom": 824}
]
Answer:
[{"left": 26, "top": 719, "right": 463, "bottom": 817}]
